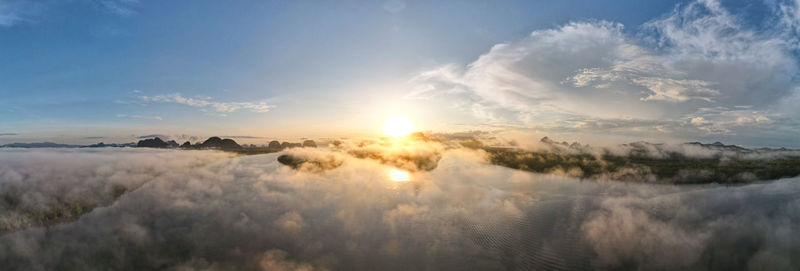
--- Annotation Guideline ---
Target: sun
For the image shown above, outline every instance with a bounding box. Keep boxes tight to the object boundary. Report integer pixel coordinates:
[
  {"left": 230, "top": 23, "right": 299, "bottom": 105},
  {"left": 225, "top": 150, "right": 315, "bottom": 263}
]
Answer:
[
  {"left": 388, "top": 169, "right": 410, "bottom": 182},
  {"left": 382, "top": 115, "right": 415, "bottom": 137}
]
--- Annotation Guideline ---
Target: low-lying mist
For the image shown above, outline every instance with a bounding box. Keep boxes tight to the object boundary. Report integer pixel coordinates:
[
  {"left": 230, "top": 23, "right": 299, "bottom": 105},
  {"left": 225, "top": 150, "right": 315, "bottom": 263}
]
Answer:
[
  {"left": 1, "top": 146, "right": 799, "bottom": 270},
  {"left": 451, "top": 136, "right": 800, "bottom": 184}
]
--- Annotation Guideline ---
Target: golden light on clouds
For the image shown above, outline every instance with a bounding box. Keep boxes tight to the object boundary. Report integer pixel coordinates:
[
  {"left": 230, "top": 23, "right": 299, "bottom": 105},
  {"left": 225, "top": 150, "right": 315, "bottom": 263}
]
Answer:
[
  {"left": 382, "top": 115, "right": 415, "bottom": 137},
  {"left": 388, "top": 168, "right": 410, "bottom": 182}
]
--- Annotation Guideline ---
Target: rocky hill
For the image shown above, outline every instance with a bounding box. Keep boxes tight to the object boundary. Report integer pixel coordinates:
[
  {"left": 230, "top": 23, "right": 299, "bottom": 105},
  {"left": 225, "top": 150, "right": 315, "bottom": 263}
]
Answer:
[
  {"left": 196, "top": 137, "right": 242, "bottom": 149},
  {"left": 136, "top": 137, "right": 178, "bottom": 148}
]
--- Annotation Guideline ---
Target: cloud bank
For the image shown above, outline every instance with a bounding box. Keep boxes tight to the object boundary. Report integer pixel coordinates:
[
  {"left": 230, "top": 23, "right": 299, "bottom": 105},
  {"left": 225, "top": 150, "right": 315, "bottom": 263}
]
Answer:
[
  {"left": 1, "top": 147, "right": 800, "bottom": 270},
  {"left": 408, "top": 0, "right": 800, "bottom": 145}
]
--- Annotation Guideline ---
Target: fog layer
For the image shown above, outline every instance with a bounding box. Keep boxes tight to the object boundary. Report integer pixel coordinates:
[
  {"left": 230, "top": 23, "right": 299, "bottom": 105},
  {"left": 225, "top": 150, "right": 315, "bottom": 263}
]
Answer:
[{"left": 1, "top": 148, "right": 799, "bottom": 270}]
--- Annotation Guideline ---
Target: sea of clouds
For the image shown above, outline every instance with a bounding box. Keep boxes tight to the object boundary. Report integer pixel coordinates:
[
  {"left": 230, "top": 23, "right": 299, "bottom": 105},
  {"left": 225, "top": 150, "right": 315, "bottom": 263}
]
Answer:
[{"left": 1, "top": 147, "right": 800, "bottom": 270}]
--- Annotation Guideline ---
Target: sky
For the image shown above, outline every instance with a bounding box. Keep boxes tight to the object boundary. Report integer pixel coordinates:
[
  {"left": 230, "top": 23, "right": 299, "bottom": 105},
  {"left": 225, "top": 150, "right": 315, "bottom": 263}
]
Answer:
[{"left": 1, "top": 0, "right": 799, "bottom": 147}]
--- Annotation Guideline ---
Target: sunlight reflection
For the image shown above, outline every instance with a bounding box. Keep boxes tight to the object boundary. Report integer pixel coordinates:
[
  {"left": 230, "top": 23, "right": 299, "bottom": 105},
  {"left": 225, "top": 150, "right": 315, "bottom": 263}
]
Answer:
[{"left": 388, "top": 169, "right": 410, "bottom": 182}]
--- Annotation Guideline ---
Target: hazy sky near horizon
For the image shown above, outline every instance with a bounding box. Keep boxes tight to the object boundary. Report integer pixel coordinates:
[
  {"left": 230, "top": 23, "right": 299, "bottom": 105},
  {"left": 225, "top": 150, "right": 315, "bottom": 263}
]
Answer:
[{"left": 1, "top": 0, "right": 799, "bottom": 147}]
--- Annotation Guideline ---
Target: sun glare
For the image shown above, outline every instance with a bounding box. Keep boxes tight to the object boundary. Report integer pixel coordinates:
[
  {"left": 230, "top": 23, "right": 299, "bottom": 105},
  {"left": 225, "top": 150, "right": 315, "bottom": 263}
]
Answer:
[
  {"left": 382, "top": 115, "right": 415, "bottom": 137},
  {"left": 388, "top": 169, "right": 410, "bottom": 182}
]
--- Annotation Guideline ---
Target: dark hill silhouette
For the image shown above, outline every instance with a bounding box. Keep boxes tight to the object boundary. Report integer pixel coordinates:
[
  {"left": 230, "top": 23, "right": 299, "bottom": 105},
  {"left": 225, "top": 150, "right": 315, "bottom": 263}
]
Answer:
[
  {"left": 268, "top": 141, "right": 281, "bottom": 149},
  {"left": 302, "top": 140, "right": 317, "bottom": 148},
  {"left": 166, "top": 140, "right": 179, "bottom": 148},
  {"left": 136, "top": 137, "right": 169, "bottom": 148},
  {"left": 197, "top": 137, "right": 242, "bottom": 149},
  {"left": 86, "top": 142, "right": 136, "bottom": 148}
]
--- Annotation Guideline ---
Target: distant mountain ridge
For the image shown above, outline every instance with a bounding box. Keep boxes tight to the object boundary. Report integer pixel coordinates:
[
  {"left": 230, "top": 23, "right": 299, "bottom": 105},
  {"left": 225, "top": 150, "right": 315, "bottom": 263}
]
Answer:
[
  {"left": 1, "top": 142, "right": 136, "bottom": 148},
  {"left": 0, "top": 142, "right": 82, "bottom": 148},
  {"left": 537, "top": 136, "right": 796, "bottom": 155},
  {"left": 684, "top": 141, "right": 751, "bottom": 152},
  {"left": 134, "top": 136, "right": 318, "bottom": 155},
  {"left": 86, "top": 142, "right": 137, "bottom": 148},
  {"left": 477, "top": 136, "right": 800, "bottom": 184},
  {"left": 136, "top": 137, "right": 178, "bottom": 148},
  {"left": 1, "top": 136, "right": 318, "bottom": 154},
  {"left": 3, "top": 135, "right": 794, "bottom": 155}
]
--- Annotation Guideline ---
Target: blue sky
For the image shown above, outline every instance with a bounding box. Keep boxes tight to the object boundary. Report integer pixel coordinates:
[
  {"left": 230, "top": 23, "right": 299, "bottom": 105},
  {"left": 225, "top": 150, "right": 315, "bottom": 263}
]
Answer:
[{"left": 1, "top": 0, "right": 799, "bottom": 147}]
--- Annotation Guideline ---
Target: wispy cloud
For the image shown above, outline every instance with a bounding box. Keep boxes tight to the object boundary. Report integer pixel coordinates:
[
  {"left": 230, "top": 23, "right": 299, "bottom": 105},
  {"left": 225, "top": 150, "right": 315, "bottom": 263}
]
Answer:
[
  {"left": 141, "top": 93, "right": 272, "bottom": 114},
  {"left": 0, "top": 0, "right": 138, "bottom": 27},
  {"left": 136, "top": 134, "right": 169, "bottom": 139},
  {"left": 0, "top": 0, "right": 35, "bottom": 27},
  {"left": 99, "top": 0, "right": 139, "bottom": 17},
  {"left": 0, "top": 133, "right": 18, "bottom": 136},
  {"left": 116, "top": 114, "right": 163, "bottom": 121}
]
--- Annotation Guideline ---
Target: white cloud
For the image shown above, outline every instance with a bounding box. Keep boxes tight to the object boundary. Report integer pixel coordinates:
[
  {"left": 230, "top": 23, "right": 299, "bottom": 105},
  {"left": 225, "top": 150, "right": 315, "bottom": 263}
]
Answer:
[
  {"left": 632, "top": 77, "right": 719, "bottom": 102},
  {"left": 142, "top": 93, "right": 272, "bottom": 114},
  {"left": 684, "top": 106, "right": 778, "bottom": 135},
  {"left": 2, "top": 147, "right": 800, "bottom": 270},
  {"left": 408, "top": 0, "right": 800, "bottom": 144}
]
